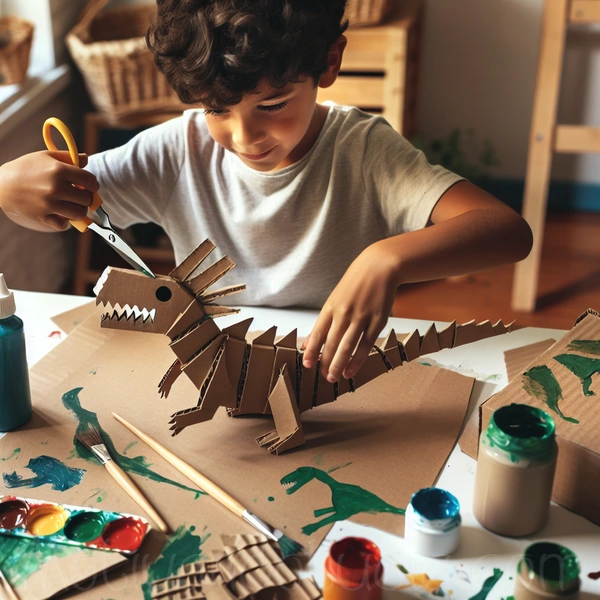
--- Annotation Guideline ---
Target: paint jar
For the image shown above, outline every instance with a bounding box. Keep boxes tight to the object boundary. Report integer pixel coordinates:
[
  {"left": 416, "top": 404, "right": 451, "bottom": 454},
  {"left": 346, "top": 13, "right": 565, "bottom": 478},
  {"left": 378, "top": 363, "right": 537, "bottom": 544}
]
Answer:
[
  {"left": 473, "top": 403, "right": 557, "bottom": 537},
  {"left": 514, "top": 542, "right": 580, "bottom": 599},
  {"left": 404, "top": 487, "right": 461, "bottom": 557},
  {"left": 324, "top": 537, "right": 383, "bottom": 600},
  {"left": 0, "top": 274, "right": 32, "bottom": 431}
]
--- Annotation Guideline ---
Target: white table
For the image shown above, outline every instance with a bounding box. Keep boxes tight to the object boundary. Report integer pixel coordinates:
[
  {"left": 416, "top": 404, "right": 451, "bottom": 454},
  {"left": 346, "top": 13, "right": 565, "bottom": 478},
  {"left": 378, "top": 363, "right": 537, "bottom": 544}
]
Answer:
[{"left": 13, "top": 291, "right": 600, "bottom": 599}]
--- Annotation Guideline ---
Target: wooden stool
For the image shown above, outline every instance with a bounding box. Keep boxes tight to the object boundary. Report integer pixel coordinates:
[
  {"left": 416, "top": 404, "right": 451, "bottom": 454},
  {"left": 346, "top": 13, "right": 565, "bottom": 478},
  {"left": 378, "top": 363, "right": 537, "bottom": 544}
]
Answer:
[
  {"left": 318, "top": 0, "right": 423, "bottom": 137},
  {"left": 512, "top": 0, "right": 600, "bottom": 312}
]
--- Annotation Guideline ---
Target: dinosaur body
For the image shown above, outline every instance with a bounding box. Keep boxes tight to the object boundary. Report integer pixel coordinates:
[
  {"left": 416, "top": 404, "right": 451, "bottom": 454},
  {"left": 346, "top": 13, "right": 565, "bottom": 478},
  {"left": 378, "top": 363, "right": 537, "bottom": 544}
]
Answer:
[
  {"left": 95, "top": 238, "right": 512, "bottom": 454},
  {"left": 280, "top": 466, "right": 405, "bottom": 535}
]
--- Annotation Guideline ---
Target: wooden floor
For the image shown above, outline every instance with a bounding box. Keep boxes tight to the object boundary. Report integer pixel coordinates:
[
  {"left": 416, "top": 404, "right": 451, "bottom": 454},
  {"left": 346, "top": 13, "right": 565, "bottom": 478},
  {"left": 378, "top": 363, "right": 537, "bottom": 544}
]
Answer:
[{"left": 392, "top": 212, "right": 600, "bottom": 331}]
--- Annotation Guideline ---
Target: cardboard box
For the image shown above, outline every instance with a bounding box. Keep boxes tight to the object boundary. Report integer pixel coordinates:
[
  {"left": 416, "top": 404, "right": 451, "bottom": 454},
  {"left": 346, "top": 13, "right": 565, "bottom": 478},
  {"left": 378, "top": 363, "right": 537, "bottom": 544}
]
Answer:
[{"left": 480, "top": 310, "right": 600, "bottom": 525}]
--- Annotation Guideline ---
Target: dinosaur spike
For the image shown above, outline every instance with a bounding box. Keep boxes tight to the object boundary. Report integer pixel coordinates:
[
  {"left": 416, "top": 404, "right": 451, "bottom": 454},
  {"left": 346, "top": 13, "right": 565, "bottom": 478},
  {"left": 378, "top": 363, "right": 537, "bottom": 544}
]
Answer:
[
  {"left": 381, "top": 329, "right": 402, "bottom": 368},
  {"left": 437, "top": 320, "right": 456, "bottom": 350},
  {"left": 202, "top": 304, "right": 241, "bottom": 318},
  {"left": 170, "top": 238, "right": 216, "bottom": 282},
  {"left": 402, "top": 329, "right": 421, "bottom": 362},
  {"left": 276, "top": 329, "right": 297, "bottom": 349},
  {"left": 352, "top": 350, "right": 388, "bottom": 388},
  {"left": 253, "top": 326, "right": 277, "bottom": 346},
  {"left": 419, "top": 324, "right": 440, "bottom": 355},
  {"left": 454, "top": 319, "right": 477, "bottom": 346},
  {"left": 222, "top": 318, "right": 253, "bottom": 340},
  {"left": 200, "top": 283, "right": 246, "bottom": 303},
  {"left": 474, "top": 319, "right": 495, "bottom": 340},
  {"left": 187, "top": 256, "right": 236, "bottom": 296}
]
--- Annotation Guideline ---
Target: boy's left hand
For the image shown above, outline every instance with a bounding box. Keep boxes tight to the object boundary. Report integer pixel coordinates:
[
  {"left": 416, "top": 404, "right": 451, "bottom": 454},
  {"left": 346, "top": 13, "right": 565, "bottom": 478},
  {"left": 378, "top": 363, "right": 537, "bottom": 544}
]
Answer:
[{"left": 302, "top": 241, "right": 398, "bottom": 383}]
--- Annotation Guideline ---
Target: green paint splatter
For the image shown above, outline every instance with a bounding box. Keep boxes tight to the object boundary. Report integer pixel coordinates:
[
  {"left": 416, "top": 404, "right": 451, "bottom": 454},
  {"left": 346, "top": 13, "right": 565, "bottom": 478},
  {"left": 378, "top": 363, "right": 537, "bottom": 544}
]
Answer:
[
  {"left": 568, "top": 340, "right": 600, "bottom": 355},
  {"left": 0, "top": 536, "right": 79, "bottom": 587},
  {"left": 483, "top": 373, "right": 502, "bottom": 382},
  {"left": 468, "top": 568, "right": 503, "bottom": 600},
  {"left": 122, "top": 441, "right": 139, "bottom": 456},
  {"left": 327, "top": 461, "right": 352, "bottom": 474},
  {"left": 314, "top": 453, "right": 325, "bottom": 466},
  {"left": 141, "top": 525, "right": 210, "bottom": 600},
  {"left": 3, "top": 455, "right": 85, "bottom": 491},
  {"left": 267, "top": 496, "right": 275, "bottom": 502},
  {"left": 554, "top": 353, "right": 600, "bottom": 397},
  {"left": 523, "top": 365, "right": 579, "bottom": 423},
  {"left": 0, "top": 448, "right": 20, "bottom": 461},
  {"left": 501, "top": 596, "right": 515, "bottom": 600},
  {"left": 280, "top": 467, "right": 404, "bottom": 536},
  {"left": 83, "top": 487, "right": 107, "bottom": 505},
  {"left": 62, "top": 388, "right": 203, "bottom": 495},
  {"left": 252, "top": 498, "right": 257, "bottom": 504},
  {"left": 419, "top": 361, "right": 432, "bottom": 367},
  {"left": 397, "top": 564, "right": 409, "bottom": 574}
]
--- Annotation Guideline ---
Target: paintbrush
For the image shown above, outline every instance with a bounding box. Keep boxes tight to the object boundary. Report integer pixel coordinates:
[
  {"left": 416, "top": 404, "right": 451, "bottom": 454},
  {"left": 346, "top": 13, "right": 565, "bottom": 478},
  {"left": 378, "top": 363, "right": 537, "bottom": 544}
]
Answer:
[
  {"left": 0, "top": 564, "right": 19, "bottom": 600},
  {"left": 111, "top": 412, "right": 304, "bottom": 558},
  {"left": 75, "top": 425, "right": 170, "bottom": 534}
]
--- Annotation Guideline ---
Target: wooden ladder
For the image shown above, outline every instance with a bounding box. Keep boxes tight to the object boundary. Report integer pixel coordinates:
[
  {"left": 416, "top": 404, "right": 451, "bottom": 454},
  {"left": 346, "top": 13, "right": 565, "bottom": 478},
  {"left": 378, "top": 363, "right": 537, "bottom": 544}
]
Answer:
[{"left": 512, "top": 0, "right": 600, "bottom": 312}]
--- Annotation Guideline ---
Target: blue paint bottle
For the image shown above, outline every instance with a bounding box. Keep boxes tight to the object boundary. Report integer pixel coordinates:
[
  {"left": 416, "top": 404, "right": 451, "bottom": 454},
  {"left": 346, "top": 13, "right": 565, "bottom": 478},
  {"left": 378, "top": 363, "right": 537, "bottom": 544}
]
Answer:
[{"left": 0, "top": 274, "right": 32, "bottom": 431}]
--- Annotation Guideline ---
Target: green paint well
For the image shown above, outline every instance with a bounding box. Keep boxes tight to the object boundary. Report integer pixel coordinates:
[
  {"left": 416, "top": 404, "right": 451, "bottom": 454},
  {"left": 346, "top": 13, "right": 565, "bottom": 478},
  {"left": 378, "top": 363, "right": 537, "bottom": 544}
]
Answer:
[
  {"left": 468, "top": 568, "right": 503, "bottom": 600},
  {"left": 554, "top": 353, "right": 600, "bottom": 397},
  {"left": 141, "top": 525, "right": 210, "bottom": 600},
  {"left": 280, "top": 466, "right": 405, "bottom": 536},
  {"left": 568, "top": 339, "right": 600, "bottom": 355},
  {"left": 64, "top": 511, "right": 105, "bottom": 542},
  {"left": 0, "top": 536, "right": 79, "bottom": 587},
  {"left": 3, "top": 455, "right": 85, "bottom": 491},
  {"left": 62, "top": 388, "right": 203, "bottom": 495},
  {"left": 267, "top": 496, "right": 275, "bottom": 502},
  {"left": 523, "top": 542, "right": 580, "bottom": 585},
  {"left": 0, "top": 448, "right": 20, "bottom": 461},
  {"left": 523, "top": 365, "right": 579, "bottom": 424}
]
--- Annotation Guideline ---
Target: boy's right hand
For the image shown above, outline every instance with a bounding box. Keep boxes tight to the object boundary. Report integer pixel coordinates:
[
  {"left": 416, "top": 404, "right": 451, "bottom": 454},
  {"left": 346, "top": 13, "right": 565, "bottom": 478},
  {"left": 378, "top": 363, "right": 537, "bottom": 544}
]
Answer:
[{"left": 0, "top": 151, "right": 99, "bottom": 232}]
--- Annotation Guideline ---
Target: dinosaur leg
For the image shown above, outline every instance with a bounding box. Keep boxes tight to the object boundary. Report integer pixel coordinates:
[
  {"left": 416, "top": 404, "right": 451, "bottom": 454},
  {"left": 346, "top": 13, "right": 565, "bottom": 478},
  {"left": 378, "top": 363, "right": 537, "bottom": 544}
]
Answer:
[
  {"left": 159, "top": 359, "right": 183, "bottom": 398},
  {"left": 313, "top": 507, "right": 336, "bottom": 517},
  {"left": 256, "top": 365, "right": 305, "bottom": 455},
  {"left": 302, "top": 513, "right": 342, "bottom": 536}
]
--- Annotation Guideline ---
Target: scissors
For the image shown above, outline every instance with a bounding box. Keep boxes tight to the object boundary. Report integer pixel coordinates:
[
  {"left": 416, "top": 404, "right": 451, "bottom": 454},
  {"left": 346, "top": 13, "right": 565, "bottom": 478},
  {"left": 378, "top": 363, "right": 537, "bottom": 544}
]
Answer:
[{"left": 42, "top": 117, "right": 155, "bottom": 279}]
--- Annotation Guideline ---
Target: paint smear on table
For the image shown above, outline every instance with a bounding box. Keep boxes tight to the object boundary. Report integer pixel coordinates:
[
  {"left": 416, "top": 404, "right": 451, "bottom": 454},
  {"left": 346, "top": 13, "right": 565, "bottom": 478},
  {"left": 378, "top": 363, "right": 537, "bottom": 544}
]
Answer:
[
  {"left": 83, "top": 487, "right": 107, "bottom": 505},
  {"left": 0, "top": 448, "right": 20, "bottom": 461},
  {"left": 523, "top": 365, "right": 579, "bottom": 423},
  {"left": 280, "top": 466, "right": 404, "bottom": 536},
  {"left": 468, "top": 568, "right": 503, "bottom": 600},
  {"left": 554, "top": 353, "right": 600, "bottom": 397},
  {"left": 0, "top": 535, "right": 79, "bottom": 587},
  {"left": 141, "top": 525, "right": 210, "bottom": 600},
  {"left": 588, "top": 570, "right": 600, "bottom": 580},
  {"left": 3, "top": 455, "right": 85, "bottom": 491},
  {"left": 62, "top": 387, "right": 203, "bottom": 496},
  {"left": 568, "top": 340, "right": 600, "bottom": 355},
  {"left": 397, "top": 573, "right": 443, "bottom": 594}
]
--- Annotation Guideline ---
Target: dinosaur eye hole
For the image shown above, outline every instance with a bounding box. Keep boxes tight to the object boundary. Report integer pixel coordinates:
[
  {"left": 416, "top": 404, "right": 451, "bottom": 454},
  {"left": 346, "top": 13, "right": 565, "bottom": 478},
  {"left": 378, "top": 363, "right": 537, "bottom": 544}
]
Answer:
[{"left": 155, "top": 286, "right": 172, "bottom": 302}]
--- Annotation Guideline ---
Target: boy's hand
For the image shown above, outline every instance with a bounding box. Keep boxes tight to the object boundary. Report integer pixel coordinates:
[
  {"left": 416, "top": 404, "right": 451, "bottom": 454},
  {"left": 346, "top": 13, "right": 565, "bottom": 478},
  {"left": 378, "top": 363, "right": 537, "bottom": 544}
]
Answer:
[
  {"left": 0, "top": 151, "right": 99, "bottom": 232},
  {"left": 302, "top": 241, "right": 399, "bottom": 383}
]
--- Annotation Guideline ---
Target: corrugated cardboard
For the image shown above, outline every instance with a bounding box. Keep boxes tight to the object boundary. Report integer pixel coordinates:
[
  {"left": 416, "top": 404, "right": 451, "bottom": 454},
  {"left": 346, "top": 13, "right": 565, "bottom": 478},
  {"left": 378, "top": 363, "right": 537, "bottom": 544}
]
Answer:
[
  {"left": 504, "top": 338, "right": 557, "bottom": 382},
  {"left": 481, "top": 310, "right": 600, "bottom": 525}
]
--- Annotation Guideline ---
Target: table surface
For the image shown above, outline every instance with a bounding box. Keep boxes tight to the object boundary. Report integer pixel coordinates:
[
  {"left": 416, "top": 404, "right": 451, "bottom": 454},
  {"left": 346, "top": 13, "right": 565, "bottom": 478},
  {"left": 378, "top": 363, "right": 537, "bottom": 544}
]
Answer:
[{"left": 12, "top": 290, "right": 600, "bottom": 600}]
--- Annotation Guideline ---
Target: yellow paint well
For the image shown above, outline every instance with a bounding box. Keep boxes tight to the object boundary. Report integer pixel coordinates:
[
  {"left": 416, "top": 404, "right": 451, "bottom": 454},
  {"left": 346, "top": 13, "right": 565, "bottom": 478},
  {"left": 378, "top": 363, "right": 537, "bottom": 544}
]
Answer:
[{"left": 28, "top": 505, "right": 67, "bottom": 536}]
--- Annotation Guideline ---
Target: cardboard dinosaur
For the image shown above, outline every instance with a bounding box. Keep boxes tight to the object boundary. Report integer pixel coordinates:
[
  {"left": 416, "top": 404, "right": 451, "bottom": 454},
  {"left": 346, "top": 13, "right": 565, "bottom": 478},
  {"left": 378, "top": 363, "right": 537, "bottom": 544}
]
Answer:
[{"left": 94, "top": 239, "right": 512, "bottom": 454}]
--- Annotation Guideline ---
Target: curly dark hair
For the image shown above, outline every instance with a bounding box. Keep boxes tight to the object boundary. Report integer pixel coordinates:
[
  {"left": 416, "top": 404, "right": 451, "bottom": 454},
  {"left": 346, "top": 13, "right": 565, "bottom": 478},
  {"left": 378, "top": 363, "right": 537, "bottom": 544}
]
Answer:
[{"left": 147, "top": 0, "right": 348, "bottom": 108}]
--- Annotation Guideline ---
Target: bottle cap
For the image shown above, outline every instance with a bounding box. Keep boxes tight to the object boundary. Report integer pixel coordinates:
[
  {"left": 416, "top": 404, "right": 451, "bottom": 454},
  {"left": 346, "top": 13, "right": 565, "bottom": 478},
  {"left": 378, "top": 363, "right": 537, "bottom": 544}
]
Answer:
[{"left": 0, "top": 274, "right": 17, "bottom": 319}]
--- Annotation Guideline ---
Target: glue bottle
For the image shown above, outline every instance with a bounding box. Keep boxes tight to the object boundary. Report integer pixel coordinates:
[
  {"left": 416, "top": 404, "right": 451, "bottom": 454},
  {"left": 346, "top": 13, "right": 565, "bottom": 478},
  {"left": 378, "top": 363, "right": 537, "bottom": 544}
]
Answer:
[{"left": 0, "top": 274, "right": 32, "bottom": 431}]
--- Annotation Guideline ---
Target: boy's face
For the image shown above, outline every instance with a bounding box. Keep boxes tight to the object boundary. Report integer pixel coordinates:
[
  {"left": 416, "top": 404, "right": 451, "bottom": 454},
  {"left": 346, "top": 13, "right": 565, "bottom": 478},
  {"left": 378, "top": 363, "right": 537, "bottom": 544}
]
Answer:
[{"left": 202, "top": 77, "right": 325, "bottom": 172}]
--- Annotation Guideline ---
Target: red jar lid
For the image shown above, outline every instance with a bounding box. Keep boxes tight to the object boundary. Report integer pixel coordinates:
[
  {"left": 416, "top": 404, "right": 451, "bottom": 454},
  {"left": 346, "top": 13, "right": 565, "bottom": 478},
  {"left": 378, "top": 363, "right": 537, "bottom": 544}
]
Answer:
[{"left": 326, "top": 537, "right": 382, "bottom": 586}]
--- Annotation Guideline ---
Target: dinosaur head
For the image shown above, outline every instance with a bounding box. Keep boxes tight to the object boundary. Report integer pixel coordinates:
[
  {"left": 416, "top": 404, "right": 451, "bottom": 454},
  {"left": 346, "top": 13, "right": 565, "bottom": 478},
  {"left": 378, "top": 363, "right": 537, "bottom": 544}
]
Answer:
[
  {"left": 280, "top": 467, "right": 317, "bottom": 494},
  {"left": 93, "top": 239, "right": 245, "bottom": 336}
]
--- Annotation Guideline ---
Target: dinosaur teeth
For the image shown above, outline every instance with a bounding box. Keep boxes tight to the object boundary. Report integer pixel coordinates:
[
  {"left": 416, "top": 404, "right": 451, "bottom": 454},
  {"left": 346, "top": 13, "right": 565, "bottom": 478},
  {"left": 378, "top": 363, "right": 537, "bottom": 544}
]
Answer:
[{"left": 93, "top": 267, "right": 112, "bottom": 297}]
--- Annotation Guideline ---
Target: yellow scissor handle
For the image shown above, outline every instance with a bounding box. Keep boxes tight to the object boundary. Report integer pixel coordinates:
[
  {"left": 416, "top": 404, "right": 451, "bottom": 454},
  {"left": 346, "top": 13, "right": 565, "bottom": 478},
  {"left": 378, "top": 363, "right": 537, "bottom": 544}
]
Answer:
[{"left": 42, "top": 117, "right": 102, "bottom": 232}]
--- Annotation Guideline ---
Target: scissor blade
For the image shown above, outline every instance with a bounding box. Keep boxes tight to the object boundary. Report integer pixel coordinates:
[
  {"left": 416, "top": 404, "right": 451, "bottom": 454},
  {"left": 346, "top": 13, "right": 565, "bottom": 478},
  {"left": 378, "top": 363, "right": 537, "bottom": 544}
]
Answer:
[{"left": 88, "top": 223, "right": 156, "bottom": 278}]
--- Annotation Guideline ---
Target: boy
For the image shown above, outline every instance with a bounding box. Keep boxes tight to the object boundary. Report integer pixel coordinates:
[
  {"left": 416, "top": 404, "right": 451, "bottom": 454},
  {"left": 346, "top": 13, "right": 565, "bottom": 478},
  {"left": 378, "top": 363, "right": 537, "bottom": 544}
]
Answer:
[{"left": 0, "top": 0, "right": 532, "bottom": 385}]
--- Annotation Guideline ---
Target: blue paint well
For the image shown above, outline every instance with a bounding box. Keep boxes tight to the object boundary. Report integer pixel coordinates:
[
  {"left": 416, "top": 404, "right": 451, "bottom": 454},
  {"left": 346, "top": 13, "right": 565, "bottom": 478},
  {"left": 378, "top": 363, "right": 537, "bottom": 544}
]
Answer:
[
  {"left": 3, "top": 455, "right": 86, "bottom": 491},
  {"left": 411, "top": 487, "right": 460, "bottom": 520}
]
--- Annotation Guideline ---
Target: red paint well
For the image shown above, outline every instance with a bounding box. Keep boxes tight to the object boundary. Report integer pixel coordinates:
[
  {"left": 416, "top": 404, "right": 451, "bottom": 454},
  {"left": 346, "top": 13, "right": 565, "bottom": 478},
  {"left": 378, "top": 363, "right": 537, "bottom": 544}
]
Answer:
[
  {"left": 0, "top": 499, "right": 29, "bottom": 530},
  {"left": 102, "top": 517, "right": 146, "bottom": 552}
]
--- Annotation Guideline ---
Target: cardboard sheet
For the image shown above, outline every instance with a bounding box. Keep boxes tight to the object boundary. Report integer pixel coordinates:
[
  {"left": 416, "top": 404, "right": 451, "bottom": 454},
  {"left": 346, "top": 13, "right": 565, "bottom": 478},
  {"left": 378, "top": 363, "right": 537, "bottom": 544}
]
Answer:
[
  {"left": 504, "top": 338, "right": 557, "bottom": 382},
  {"left": 0, "top": 312, "right": 474, "bottom": 597},
  {"left": 482, "top": 310, "right": 600, "bottom": 525}
]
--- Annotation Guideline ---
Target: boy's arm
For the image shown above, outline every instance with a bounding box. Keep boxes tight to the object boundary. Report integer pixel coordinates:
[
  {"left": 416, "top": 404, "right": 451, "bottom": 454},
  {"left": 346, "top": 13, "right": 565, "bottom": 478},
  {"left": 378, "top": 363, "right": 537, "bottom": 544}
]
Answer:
[{"left": 302, "top": 180, "right": 533, "bottom": 383}]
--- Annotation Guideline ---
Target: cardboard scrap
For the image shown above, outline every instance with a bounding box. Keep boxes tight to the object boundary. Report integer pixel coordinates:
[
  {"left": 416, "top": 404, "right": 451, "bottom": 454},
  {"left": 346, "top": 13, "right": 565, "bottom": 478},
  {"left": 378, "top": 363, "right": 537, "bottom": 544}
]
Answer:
[
  {"left": 150, "top": 533, "right": 321, "bottom": 600},
  {"left": 504, "top": 338, "right": 557, "bottom": 382},
  {"left": 481, "top": 309, "right": 600, "bottom": 525}
]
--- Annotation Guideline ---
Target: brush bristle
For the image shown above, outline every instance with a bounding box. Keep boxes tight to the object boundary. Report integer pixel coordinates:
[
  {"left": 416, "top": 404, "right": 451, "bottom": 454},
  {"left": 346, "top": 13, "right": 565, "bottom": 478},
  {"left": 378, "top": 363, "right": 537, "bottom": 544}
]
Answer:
[
  {"left": 75, "top": 426, "right": 105, "bottom": 450},
  {"left": 276, "top": 534, "right": 304, "bottom": 558}
]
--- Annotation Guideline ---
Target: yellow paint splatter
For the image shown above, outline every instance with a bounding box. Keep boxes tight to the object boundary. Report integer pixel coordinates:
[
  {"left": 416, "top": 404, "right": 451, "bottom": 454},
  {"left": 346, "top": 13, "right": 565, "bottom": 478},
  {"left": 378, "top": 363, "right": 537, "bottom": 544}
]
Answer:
[{"left": 397, "top": 573, "right": 443, "bottom": 594}]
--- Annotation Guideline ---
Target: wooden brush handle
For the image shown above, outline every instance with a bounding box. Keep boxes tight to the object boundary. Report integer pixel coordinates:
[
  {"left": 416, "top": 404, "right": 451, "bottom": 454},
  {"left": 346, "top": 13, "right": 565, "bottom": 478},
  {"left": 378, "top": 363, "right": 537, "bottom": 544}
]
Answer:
[
  {"left": 104, "top": 460, "right": 170, "bottom": 534},
  {"left": 0, "top": 569, "right": 20, "bottom": 600},
  {"left": 112, "top": 413, "right": 246, "bottom": 518}
]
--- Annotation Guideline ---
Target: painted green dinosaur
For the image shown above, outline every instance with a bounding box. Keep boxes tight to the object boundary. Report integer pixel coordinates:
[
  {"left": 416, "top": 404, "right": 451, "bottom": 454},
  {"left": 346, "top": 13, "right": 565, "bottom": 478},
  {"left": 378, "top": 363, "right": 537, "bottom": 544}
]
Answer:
[
  {"left": 280, "top": 466, "right": 405, "bottom": 535},
  {"left": 554, "top": 353, "right": 600, "bottom": 397}
]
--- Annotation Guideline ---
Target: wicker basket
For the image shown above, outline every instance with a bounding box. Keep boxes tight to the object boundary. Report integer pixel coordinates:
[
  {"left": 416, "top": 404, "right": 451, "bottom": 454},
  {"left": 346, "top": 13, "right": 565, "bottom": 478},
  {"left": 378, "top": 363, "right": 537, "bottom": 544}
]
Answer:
[
  {"left": 66, "top": 0, "right": 184, "bottom": 124},
  {"left": 345, "top": 0, "right": 393, "bottom": 27},
  {"left": 0, "top": 16, "right": 34, "bottom": 86}
]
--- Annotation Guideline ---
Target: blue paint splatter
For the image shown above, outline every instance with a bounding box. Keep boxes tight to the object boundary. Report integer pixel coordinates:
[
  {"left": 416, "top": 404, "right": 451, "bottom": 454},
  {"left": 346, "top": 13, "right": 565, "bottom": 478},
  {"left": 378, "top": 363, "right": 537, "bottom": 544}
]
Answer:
[{"left": 3, "top": 455, "right": 85, "bottom": 491}]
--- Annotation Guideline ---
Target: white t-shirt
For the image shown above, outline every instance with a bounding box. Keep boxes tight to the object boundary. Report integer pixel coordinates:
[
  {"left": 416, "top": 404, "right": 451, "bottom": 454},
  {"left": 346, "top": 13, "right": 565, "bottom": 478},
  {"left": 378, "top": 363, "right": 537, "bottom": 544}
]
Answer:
[{"left": 88, "top": 105, "right": 463, "bottom": 308}]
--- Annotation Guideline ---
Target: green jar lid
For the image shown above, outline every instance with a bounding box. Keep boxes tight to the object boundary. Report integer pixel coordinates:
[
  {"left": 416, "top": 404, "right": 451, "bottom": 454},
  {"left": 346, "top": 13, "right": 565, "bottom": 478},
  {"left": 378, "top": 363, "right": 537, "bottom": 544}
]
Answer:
[
  {"left": 522, "top": 542, "right": 580, "bottom": 588},
  {"left": 486, "top": 403, "right": 555, "bottom": 461}
]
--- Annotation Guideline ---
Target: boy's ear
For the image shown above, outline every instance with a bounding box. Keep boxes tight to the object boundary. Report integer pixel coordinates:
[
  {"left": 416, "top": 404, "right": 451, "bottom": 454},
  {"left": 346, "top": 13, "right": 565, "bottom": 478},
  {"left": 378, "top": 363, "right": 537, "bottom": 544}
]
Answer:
[{"left": 319, "top": 35, "right": 347, "bottom": 89}]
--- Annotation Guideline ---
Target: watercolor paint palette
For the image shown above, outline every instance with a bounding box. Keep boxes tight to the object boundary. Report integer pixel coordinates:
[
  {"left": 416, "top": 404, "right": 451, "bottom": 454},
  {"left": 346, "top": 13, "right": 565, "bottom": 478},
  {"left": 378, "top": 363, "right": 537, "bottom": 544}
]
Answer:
[{"left": 0, "top": 495, "right": 150, "bottom": 554}]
